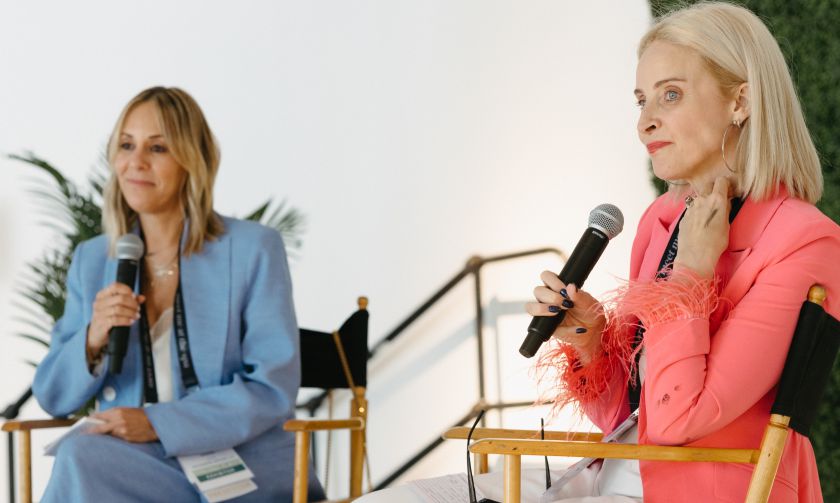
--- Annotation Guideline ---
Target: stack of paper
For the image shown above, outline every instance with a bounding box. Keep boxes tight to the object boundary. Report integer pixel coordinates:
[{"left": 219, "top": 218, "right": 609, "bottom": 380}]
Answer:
[{"left": 177, "top": 449, "right": 258, "bottom": 502}]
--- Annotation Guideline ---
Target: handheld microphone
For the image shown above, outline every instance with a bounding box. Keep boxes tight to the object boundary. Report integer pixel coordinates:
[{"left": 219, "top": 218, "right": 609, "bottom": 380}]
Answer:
[
  {"left": 107, "top": 234, "right": 145, "bottom": 374},
  {"left": 519, "top": 204, "right": 624, "bottom": 358}
]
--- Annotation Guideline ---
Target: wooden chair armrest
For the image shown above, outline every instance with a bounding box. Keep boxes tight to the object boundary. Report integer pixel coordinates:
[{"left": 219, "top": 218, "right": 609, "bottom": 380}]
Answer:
[
  {"left": 444, "top": 427, "right": 603, "bottom": 442},
  {"left": 2, "top": 418, "right": 79, "bottom": 432},
  {"left": 469, "top": 439, "right": 759, "bottom": 464},
  {"left": 284, "top": 418, "right": 364, "bottom": 432}
]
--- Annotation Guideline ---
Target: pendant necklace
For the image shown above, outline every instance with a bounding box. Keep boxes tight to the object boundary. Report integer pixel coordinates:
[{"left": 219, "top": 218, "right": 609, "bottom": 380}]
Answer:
[{"left": 146, "top": 253, "right": 178, "bottom": 285}]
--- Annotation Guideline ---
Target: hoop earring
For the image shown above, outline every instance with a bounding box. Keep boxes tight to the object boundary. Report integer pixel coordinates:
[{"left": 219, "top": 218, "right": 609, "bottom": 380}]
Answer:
[{"left": 721, "top": 119, "right": 742, "bottom": 173}]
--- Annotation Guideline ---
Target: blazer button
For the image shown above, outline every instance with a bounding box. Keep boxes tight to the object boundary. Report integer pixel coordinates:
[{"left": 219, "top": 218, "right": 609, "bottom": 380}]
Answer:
[{"left": 102, "top": 386, "right": 117, "bottom": 402}]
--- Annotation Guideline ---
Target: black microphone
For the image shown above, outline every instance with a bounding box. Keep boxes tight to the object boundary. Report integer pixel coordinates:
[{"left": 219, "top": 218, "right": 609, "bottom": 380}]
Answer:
[
  {"left": 107, "top": 234, "right": 145, "bottom": 374},
  {"left": 519, "top": 204, "right": 624, "bottom": 358}
]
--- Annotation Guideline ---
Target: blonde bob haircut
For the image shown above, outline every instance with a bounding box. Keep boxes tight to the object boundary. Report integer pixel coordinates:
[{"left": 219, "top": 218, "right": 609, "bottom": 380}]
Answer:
[
  {"left": 104, "top": 86, "right": 223, "bottom": 255},
  {"left": 640, "top": 1, "right": 822, "bottom": 203}
]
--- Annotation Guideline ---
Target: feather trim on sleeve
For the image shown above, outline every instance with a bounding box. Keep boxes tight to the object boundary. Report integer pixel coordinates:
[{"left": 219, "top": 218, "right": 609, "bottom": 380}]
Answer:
[
  {"left": 610, "top": 268, "right": 719, "bottom": 329},
  {"left": 534, "top": 323, "right": 633, "bottom": 418},
  {"left": 534, "top": 268, "right": 718, "bottom": 417}
]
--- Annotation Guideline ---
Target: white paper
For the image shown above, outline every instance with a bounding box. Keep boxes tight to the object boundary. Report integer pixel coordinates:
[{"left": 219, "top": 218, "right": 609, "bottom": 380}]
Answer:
[
  {"left": 547, "top": 408, "right": 640, "bottom": 493},
  {"left": 409, "top": 473, "right": 486, "bottom": 503},
  {"left": 177, "top": 448, "right": 257, "bottom": 501},
  {"left": 43, "top": 417, "right": 105, "bottom": 456}
]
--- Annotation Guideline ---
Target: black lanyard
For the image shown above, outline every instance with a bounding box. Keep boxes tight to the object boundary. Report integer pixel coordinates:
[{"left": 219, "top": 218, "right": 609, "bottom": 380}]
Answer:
[
  {"left": 138, "top": 257, "right": 199, "bottom": 404},
  {"left": 627, "top": 197, "right": 744, "bottom": 410}
]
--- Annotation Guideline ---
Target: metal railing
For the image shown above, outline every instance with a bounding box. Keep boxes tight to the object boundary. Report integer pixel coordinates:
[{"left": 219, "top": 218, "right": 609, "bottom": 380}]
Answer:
[{"left": 364, "top": 247, "right": 566, "bottom": 488}]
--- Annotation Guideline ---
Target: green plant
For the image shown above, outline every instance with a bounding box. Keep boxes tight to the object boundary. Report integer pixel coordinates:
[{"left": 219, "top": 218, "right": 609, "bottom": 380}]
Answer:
[
  {"left": 648, "top": 1, "right": 840, "bottom": 498},
  {"left": 11, "top": 151, "right": 307, "bottom": 366}
]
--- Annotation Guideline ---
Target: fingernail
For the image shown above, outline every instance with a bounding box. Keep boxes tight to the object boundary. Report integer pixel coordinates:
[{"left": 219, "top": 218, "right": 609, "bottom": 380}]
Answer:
[
  {"left": 560, "top": 288, "right": 569, "bottom": 299},
  {"left": 562, "top": 299, "right": 574, "bottom": 309},
  {"left": 575, "top": 327, "right": 587, "bottom": 334},
  {"left": 548, "top": 305, "right": 561, "bottom": 313}
]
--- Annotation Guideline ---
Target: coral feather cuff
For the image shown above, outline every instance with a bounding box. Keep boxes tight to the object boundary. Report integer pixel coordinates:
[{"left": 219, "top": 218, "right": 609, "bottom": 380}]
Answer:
[
  {"left": 535, "top": 268, "right": 718, "bottom": 414},
  {"left": 613, "top": 268, "right": 719, "bottom": 329}
]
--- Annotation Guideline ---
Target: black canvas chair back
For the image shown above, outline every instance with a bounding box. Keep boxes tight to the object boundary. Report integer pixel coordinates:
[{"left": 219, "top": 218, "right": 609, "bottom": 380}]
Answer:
[
  {"left": 771, "top": 288, "right": 840, "bottom": 436},
  {"left": 299, "top": 304, "right": 369, "bottom": 391}
]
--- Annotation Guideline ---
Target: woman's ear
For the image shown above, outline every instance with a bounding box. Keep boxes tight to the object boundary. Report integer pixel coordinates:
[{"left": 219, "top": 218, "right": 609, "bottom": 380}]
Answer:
[{"left": 732, "top": 82, "right": 750, "bottom": 124}]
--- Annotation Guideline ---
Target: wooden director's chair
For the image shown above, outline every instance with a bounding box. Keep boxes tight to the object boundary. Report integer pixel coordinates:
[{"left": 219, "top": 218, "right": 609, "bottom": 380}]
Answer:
[
  {"left": 445, "top": 285, "right": 840, "bottom": 503},
  {"left": 2, "top": 297, "right": 370, "bottom": 503},
  {"left": 284, "top": 296, "right": 370, "bottom": 503}
]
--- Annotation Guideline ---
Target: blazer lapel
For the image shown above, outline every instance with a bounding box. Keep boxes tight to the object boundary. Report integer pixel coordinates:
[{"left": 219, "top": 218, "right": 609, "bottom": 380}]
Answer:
[
  {"left": 718, "top": 188, "right": 789, "bottom": 302},
  {"left": 638, "top": 213, "right": 680, "bottom": 280},
  {"left": 179, "top": 230, "right": 231, "bottom": 388}
]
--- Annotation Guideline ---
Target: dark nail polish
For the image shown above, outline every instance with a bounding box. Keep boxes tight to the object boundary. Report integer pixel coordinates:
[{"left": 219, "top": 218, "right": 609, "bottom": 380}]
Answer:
[
  {"left": 560, "top": 288, "right": 569, "bottom": 299},
  {"left": 548, "top": 305, "right": 561, "bottom": 313},
  {"left": 575, "top": 327, "right": 587, "bottom": 334},
  {"left": 562, "top": 299, "right": 574, "bottom": 309}
]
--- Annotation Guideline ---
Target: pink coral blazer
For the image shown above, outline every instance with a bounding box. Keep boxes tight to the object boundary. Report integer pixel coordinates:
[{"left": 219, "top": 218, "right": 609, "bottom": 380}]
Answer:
[{"left": 583, "top": 187, "right": 840, "bottom": 502}]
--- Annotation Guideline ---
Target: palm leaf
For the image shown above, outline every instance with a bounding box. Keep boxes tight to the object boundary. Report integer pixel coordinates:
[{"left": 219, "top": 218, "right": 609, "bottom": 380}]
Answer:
[
  {"left": 23, "top": 187, "right": 68, "bottom": 209},
  {"left": 244, "top": 200, "right": 271, "bottom": 222},
  {"left": 15, "top": 334, "right": 51, "bottom": 349},
  {"left": 11, "top": 316, "right": 53, "bottom": 336},
  {"left": 10, "top": 153, "right": 72, "bottom": 198},
  {"left": 242, "top": 198, "right": 306, "bottom": 252},
  {"left": 10, "top": 300, "right": 53, "bottom": 323},
  {"left": 9, "top": 153, "right": 102, "bottom": 353}
]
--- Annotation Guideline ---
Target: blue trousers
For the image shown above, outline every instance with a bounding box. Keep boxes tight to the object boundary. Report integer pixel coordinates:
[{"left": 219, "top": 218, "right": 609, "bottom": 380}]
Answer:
[{"left": 42, "top": 433, "right": 325, "bottom": 502}]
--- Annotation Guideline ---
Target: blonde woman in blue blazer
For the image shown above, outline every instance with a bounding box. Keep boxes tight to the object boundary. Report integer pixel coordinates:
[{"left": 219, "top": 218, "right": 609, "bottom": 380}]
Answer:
[{"left": 32, "top": 87, "right": 324, "bottom": 502}]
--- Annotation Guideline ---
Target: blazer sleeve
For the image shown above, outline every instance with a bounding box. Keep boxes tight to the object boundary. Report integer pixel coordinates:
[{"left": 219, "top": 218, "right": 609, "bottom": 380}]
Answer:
[
  {"left": 145, "top": 229, "right": 301, "bottom": 457},
  {"left": 33, "top": 242, "right": 108, "bottom": 417},
  {"left": 638, "top": 229, "right": 840, "bottom": 445}
]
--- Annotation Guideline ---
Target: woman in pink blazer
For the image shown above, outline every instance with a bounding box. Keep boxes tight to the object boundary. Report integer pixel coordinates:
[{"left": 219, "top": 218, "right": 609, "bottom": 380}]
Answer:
[
  {"left": 530, "top": 2, "right": 840, "bottom": 502},
  {"left": 359, "top": 3, "right": 838, "bottom": 502}
]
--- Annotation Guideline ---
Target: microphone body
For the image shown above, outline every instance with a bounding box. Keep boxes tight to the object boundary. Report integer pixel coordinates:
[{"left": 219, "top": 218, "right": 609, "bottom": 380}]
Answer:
[
  {"left": 107, "top": 234, "right": 144, "bottom": 374},
  {"left": 519, "top": 204, "right": 623, "bottom": 358}
]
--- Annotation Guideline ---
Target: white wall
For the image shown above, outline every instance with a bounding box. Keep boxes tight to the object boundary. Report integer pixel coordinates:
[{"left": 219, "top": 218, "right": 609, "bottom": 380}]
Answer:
[{"left": 0, "top": 1, "right": 653, "bottom": 499}]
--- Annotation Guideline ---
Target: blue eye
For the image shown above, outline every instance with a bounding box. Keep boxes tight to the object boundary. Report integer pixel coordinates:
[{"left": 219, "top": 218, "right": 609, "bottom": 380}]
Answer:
[{"left": 664, "top": 90, "right": 680, "bottom": 102}]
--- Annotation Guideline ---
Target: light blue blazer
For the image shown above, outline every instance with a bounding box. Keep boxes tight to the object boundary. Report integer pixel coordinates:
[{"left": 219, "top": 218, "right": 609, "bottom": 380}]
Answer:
[{"left": 33, "top": 216, "right": 323, "bottom": 500}]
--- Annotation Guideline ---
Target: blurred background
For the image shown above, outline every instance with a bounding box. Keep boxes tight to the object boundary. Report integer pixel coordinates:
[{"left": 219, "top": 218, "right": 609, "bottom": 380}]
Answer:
[{"left": 1, "top": 0, "right": 837, "bottom": 501}]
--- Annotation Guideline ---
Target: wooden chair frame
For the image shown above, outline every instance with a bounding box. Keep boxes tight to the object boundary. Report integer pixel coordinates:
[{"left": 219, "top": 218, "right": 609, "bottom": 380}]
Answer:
[
  {"left": 2, "top": 418, "right": 79, "bottom": 503},
  {"left": 444, "top": 285, "right": 830, "bottom": 503},
  {"left": 283, "top": 296, "right": 370, "bottom": 503},
  {"left": 284, "top": 391, "right": 368, "bottom": 503}
]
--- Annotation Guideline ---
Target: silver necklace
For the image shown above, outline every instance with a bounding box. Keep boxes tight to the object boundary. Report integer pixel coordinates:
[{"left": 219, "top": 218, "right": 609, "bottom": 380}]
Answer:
[{"left": 146, "top": 254, "right": 179, "bottom": 282}]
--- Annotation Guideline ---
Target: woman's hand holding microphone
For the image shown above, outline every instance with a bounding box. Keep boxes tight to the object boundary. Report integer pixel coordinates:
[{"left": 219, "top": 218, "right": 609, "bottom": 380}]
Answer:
[
  {"left": 526, "top": 270, "right": 605, "bottom": 365},
  {"left": 86, "top": 283, "right": 145, "bottom": 365}
]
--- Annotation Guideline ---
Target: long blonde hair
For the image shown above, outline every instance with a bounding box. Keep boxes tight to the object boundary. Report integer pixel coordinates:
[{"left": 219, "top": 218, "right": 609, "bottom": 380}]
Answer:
[
  {"left": 640, "top": 1, "right": 822, "bottom": 202},
  {"left": 104, "top": 86, "right": 223, "bottom": 254}
]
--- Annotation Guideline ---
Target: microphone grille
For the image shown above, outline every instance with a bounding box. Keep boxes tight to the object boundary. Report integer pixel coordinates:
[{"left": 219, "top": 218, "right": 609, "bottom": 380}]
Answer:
[
  {"left": 589, "top": 204, "right": 624, "bottom": 239},
  {"left": 115, "top": 234, "right": 145, "bottom": 260}
]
